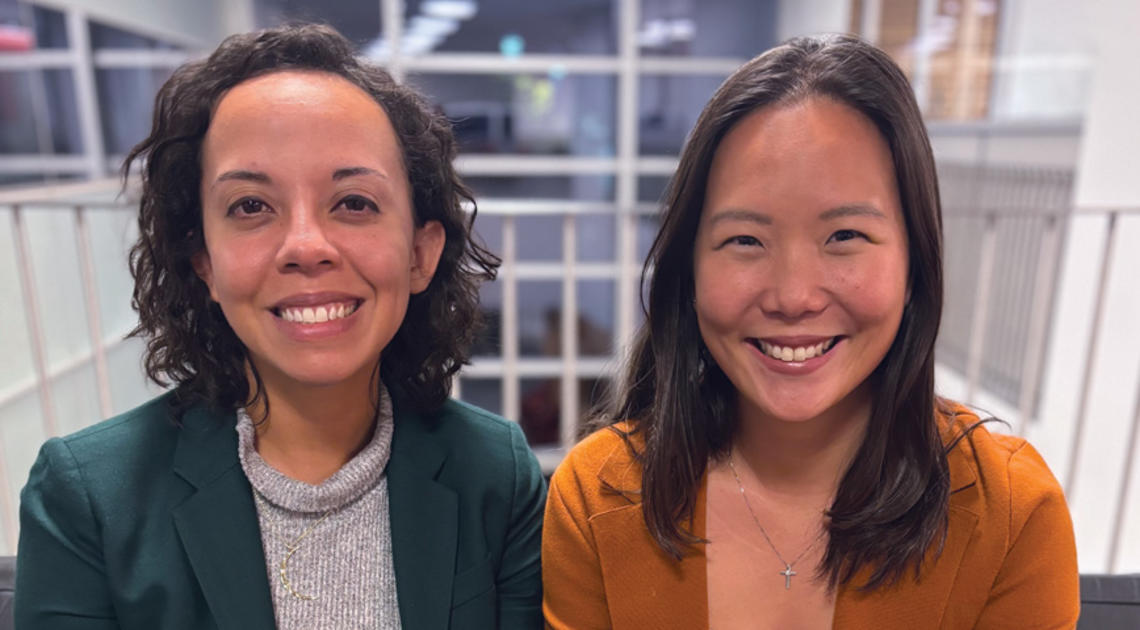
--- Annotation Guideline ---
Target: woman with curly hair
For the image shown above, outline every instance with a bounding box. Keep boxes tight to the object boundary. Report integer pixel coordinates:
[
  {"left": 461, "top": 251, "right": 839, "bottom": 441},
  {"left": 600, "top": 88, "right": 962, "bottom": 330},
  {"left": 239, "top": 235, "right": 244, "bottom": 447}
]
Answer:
[
  {"left": 16, "top": 24, "right": 544, "bottom": 630},
  {"left": 542, "top": 35, "right": 1078, "bottom": 629}
]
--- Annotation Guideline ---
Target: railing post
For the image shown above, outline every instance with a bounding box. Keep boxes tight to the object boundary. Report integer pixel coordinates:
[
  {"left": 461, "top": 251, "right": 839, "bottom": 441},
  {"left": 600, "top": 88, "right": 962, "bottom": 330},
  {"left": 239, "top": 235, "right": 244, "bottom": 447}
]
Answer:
[
  {"left": 12, "top": 205, "right": 58, "bottom": 438},
  {"left": 501, "top": 216, "right": 519, "bottom": 422},
  {"left": 1065, "top": 211, "right": 1119, "bottom": 497},
  {"left": 965, "top": 213, "right": 998, "bottom": 402},
  {"left": 75, "top": 206, "right": 113, "bottom": 419},
  {"left": 561, "top": 214, "right": 579, "bottom": 447},
  {"left": 1014, "top": 213, "right": 1062, "bottom": 434}
]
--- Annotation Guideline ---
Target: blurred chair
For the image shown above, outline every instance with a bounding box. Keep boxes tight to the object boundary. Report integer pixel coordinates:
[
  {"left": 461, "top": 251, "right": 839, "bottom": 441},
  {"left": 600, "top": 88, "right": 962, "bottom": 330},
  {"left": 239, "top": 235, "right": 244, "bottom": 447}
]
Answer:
[
  {"left": 1079, "top": 574, "right": 1140, "bottom": 629},
  {"left": 1, "top": 555, "right": 13, "bottom": 630}
]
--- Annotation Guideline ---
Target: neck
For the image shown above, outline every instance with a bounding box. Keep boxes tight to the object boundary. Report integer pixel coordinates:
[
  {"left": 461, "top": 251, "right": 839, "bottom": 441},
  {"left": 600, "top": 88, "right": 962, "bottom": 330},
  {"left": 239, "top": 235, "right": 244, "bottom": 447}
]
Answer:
[
  {"left": 732, "top": 388, "right": 871, "bottom": 501},
  {"left": 246, "top": 364, "right": 380, "bottom": 485}
]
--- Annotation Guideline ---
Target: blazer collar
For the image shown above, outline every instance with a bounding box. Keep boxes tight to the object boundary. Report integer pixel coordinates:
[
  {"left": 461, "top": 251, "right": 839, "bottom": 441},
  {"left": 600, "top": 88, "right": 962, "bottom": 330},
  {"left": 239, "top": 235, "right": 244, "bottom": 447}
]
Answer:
[
  {"left": 387, "top": 395, "right": 459, "bottom": 630},
  {"left": 170, "top": 403, "right": 276, "bottom": 630}
]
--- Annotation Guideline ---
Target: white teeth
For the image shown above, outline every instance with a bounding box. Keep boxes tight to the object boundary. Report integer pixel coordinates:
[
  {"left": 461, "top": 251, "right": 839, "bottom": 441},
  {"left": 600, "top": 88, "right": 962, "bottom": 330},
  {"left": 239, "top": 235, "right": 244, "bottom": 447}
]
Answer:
[
  {"left": 758, "top": 338, "right": 837, "bottom": 362},
  {"left": 279, "top": 302, "right": 357, "bottom": 325}
]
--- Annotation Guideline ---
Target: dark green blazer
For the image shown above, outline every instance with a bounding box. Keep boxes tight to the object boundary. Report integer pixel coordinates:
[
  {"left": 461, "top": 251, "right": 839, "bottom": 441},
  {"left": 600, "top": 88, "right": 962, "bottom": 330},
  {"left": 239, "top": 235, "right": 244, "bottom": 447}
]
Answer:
[{"left": 15, "top": 391, "right": 545, "bottom": 629}]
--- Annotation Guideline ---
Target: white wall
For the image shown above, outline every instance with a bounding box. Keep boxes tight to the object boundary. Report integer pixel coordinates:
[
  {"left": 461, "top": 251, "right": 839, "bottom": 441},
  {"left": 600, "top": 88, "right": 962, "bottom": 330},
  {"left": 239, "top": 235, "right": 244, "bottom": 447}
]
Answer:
[
  {"left": 989, "top": 0, "right": 1097, "bottom": 120},
  {"left": 776, "top": 0, "right": 850, "bottom": 41}
]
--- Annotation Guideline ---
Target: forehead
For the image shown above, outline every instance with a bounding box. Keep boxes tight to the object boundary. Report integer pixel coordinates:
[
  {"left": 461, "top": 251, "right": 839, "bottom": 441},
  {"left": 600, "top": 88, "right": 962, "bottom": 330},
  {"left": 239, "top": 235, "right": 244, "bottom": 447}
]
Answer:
[
  {"left": 703, "top": 97, "right": 900, "bottom": 222},
  {"left": 201, "top": 70, "right": 404, "bottom": 177}
]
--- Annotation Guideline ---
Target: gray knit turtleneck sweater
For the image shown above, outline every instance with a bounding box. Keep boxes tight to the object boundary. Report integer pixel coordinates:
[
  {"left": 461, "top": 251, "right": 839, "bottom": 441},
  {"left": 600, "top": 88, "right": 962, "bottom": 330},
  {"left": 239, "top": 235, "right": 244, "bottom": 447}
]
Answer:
[{"left": 236, "top": 387, "right": 402, "bottom": 630}]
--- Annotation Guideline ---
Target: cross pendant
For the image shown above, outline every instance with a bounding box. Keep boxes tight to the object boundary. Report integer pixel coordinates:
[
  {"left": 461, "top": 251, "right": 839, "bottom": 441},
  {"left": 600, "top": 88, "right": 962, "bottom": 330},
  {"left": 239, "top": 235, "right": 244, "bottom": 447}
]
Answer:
[{"left": 780, "top": 565, "right": 796, "bottom": 590}]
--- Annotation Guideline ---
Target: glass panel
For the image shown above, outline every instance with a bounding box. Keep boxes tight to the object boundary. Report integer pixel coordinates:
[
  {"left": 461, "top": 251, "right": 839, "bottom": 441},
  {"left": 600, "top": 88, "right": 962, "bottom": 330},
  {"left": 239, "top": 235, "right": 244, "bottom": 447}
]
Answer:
[
  {"left": 471, "top": 213, "right": 502, "bottom": 256},
  {"left": 0, "top": 69, "right": 82, "bottom": 155},
  {"left": 639, "top": 74, "right": 727, "bottom": 155},
  {"left": 577, "top": 280, "right": 614, "bottom": 357},
  {"left": 517, "top": 280, "right": 561, "bottom": 358},
  {"left": 97, "top": 67, "right": 175, "bottom": 157},
  {"left": 51, "top": 362, "right": 102, "bottom": 435},
  {"left": 23, "top": 206, "right": 93, "bottom": 367},
  {"left": 519, "top": 377, "right": 559, "bottom": 446},
  {"left": 466, "top": 175, "right": 615, "bottom": 201},
  {"left": 636, "top": 213, "right": 661, "bottom": 261},
  {"left": 0, "top": 389, "right": 48, "bottom": 553},
  {"left": 516, "top": 215, "right": 562, "bottom": 262},
  {"left": 107, "top": 336, "right": 165, "bottom": 415},
  {"left": 404, "top": 0, "right": 616, "bottom": 54},
  {"left": 408, "top": 73, "right": 616, "bottom": 156},
  {"left": 639, "top": 0, "right": 777, "bottom": 57},
  {"left": 638, "top": 175, "right": 670, "bottom": 203},
  {"left": 472, "top": 279, "right": 502, "bottom": 357},
  {"left": 31, "top": 4, "right": 68, "bottom": 49},
  {"left": 576, "top": 213, "right": 615, "bottom": 262},
  {"left": 459, "top": 377, "right": 502, "bottom": 416},
  {"left": 0, "top": 206, "right": 36, "bottom": 391},
  {"left": 86, "top": 209, "right": 138, "bottom": 340},
  {"left": 253, "top": 0, "right": 382, "bottom": 50}
]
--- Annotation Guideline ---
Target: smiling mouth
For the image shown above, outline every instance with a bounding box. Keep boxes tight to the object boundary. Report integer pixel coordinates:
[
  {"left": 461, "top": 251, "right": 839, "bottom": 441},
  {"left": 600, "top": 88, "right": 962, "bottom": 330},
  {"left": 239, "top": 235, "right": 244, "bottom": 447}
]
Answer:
[
  {"left": 272, "top": 299, "right": 362, "bottom": 324},
  {"left": 749, "top": 336, "right": 842, "bottom": 362}
]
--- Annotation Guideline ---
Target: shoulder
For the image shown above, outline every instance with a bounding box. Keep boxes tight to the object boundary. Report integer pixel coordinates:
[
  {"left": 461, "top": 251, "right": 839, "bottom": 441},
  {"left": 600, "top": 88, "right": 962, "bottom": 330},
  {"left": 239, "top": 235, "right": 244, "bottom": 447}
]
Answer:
[
  {"left": 941, "top": 402, "right": 1069, "bottom": 541},
  {"left": 548, "top": 421, "right": 645, "bottom": 516},
  {"left": 404, "top": 398, "right": 542, "bottom": 492},
  {"left": 34, "top": 392, "right": 187, "bottom": 481}
]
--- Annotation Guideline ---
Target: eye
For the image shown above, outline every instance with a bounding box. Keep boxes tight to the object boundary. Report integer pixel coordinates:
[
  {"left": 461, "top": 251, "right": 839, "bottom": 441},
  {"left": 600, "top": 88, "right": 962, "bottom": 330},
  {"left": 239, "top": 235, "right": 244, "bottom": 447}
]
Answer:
[
  {"left": 720, "top": 235, "right": 763, "bottom": 248},
  {"left": 227, "top": 197, "right": 269, "bottom": 217},
  {"left": 336, "top": 195, "right": 379, "bottom": 214},
  {"left": 828, "top": 229, "right": 867, "bottom": 244}
]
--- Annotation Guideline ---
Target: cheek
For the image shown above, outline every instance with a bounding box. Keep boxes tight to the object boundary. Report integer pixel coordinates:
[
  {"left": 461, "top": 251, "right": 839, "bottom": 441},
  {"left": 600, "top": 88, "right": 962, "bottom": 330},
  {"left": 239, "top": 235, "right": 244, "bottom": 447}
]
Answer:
[
  {"left": 832, "top": 256, "right": 908, "bottom": 326},
  {"left": 694, "top": 260, "right": 757, "bottom": 331}
]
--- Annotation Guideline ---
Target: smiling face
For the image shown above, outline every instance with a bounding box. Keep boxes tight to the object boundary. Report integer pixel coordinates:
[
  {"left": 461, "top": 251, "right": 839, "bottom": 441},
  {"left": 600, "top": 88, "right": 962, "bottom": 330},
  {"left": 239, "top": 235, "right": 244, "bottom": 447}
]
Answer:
[
  {"left": 193, "top": 70, "right": 445, "bottom": 394},
  {"left": 693, "top": 97, "right": 909, "bottom": 426}
]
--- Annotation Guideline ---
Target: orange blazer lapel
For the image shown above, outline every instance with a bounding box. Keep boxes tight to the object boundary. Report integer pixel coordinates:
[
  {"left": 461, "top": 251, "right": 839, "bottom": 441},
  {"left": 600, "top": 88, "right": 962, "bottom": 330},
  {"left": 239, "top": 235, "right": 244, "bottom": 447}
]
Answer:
[{"left": 590, "top": 448, "right": 710, "bottom": 629}]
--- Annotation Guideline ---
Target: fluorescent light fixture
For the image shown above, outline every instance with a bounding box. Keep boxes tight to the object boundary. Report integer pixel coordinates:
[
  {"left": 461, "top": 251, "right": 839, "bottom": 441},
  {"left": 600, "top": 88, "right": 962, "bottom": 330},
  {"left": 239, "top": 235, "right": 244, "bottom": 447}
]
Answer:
[
  {"left": 668, "top": 19, "right": 695, "bottom": 42},
  {"left": 422, "top": 0, "right": 478, "bottom": 20},
  {"left": 409, "top": 15, "right": 460, "bottom": 38}
]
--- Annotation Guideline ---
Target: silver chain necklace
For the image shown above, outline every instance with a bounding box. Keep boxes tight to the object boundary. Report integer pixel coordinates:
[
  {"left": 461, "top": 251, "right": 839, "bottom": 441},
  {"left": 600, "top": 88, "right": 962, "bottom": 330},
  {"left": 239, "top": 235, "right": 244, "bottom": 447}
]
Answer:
[
  {"left": 727, "top": 456, "right": 827, "bottom": 590},
  {"left": 253, "top": 489, "right": 337, "bottom": 601}
]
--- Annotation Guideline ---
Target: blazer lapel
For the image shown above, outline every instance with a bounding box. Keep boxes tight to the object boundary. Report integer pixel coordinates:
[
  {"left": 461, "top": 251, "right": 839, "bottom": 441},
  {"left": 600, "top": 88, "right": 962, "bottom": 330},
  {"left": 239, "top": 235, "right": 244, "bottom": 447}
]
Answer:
[
  {"left": 387, "top": 400, "right": 459, "bottom": 630},
  {"left": 590, "top": 444, "right": 709, "bottom": 628},
  {"left": 832, "top": 444, "right": 982, "bottom": 629},
  {"left": 170, "top": 404, "right": 276, "bottom": 630}
]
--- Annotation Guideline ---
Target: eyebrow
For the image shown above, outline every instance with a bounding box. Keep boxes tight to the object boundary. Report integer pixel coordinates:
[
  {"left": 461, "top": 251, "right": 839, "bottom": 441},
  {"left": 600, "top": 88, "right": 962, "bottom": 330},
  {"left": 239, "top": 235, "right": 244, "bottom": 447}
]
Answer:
[
  {"left": 708, "top": 204, "right": 887, "bottom": 226},
  {"left": 707, "top": 209, "right": 773, "bottom": 227},
  {"left": 214, "top": 170, "right": 270, "bottom": 187},
  {"left": 332, "top": 166, "right": 387, "bottom": 181},
  {"left": 212, "top": 166, "right": 387, "bottom": 189},
  {"left": 819, "top": 203, "right": 887, "bottom": 221}
]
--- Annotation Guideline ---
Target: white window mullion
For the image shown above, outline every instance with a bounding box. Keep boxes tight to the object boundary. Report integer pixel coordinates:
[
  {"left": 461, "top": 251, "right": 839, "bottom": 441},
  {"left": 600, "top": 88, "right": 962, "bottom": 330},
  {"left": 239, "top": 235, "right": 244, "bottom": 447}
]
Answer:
[
  {"left": 560, "top": 213, "right": 579, "bottom": 448},
  {"left": 501, "top": 215, "right": 520, "bottom": 421}
]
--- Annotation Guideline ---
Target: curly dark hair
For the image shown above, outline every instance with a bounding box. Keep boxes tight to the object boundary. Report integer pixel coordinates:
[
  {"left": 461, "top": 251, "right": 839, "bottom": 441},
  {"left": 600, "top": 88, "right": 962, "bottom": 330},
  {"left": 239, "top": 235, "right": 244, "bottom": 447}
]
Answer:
[{"left": 124, "top": 23, "right": 499, "bottom": 415}]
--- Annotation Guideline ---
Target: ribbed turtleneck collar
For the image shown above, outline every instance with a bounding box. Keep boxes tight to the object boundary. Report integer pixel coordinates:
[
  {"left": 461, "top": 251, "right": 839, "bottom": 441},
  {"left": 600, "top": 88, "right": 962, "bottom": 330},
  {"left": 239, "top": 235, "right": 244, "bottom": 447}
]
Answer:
[{"left": 236, "top": 385, "right": 394, "bottom": 514}]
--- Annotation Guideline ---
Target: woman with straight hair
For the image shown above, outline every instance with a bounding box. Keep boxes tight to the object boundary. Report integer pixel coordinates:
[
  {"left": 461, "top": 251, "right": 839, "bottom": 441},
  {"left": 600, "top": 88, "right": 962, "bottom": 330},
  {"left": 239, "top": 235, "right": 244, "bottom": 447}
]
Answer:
[
  {"left": 542, "top": 34, "right": 1078, "bottom": 629},
  {"left": 16, "top": 24, "right": 544, "bottom": 630}
]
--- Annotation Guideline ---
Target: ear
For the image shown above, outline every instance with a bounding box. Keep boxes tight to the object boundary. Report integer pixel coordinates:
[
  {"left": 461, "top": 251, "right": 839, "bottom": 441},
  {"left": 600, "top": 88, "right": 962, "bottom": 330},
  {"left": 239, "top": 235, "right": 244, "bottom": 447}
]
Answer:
[
  {"left": 191, "top": 249, "right": 219, "bottom": 302},
  {"left": 409, "top": 220, "right": 446, "bottom": 294}
]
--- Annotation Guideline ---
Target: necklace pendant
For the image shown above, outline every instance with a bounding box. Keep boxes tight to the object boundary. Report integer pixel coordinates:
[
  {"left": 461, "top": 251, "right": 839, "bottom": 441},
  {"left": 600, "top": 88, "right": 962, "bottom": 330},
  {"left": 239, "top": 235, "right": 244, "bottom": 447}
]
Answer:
[{"left": 780, "top": 565, "right": 796, "bottom": 590}]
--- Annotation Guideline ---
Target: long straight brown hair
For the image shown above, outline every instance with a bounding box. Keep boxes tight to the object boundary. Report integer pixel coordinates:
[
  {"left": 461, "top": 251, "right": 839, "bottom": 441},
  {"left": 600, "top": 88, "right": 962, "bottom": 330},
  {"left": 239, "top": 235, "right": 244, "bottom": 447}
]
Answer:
[{"left": 606, "top": 34, "right": 951, "bottom": 590}]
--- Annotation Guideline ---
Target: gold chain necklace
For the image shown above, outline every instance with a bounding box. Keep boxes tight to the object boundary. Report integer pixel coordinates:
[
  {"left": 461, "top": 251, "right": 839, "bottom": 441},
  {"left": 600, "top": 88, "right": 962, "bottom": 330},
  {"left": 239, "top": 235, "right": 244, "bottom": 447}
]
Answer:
[
  {"left": 253, "top": 489, "right": 337, "bottom": 601},
  {"left": 727, "top": 456, "right": 827, "bottom": 590}
]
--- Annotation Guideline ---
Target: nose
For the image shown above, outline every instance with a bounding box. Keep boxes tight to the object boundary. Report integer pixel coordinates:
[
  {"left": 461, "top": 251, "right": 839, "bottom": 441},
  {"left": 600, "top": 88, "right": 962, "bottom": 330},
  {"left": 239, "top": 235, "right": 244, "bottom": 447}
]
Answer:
[
  {"left": 759, "top": 248, "right": 828, "bottom": 321},
  {"left": 275, "top": 206, "right": 339, "bottom": 274}
]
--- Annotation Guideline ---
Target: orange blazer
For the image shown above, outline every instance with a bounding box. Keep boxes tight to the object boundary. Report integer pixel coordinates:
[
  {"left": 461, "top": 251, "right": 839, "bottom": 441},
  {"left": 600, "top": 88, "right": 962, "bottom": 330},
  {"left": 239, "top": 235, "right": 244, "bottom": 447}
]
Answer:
[{"left": 543, "top": 406, "right": 1079, "bottom": 629}]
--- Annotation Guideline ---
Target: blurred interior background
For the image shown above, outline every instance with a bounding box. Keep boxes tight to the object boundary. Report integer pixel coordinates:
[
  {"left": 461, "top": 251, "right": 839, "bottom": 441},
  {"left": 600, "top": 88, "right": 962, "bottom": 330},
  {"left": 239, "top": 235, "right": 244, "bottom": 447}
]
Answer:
[{"left": 0, "top": 0, "right": 1137, "bottom": 577}]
